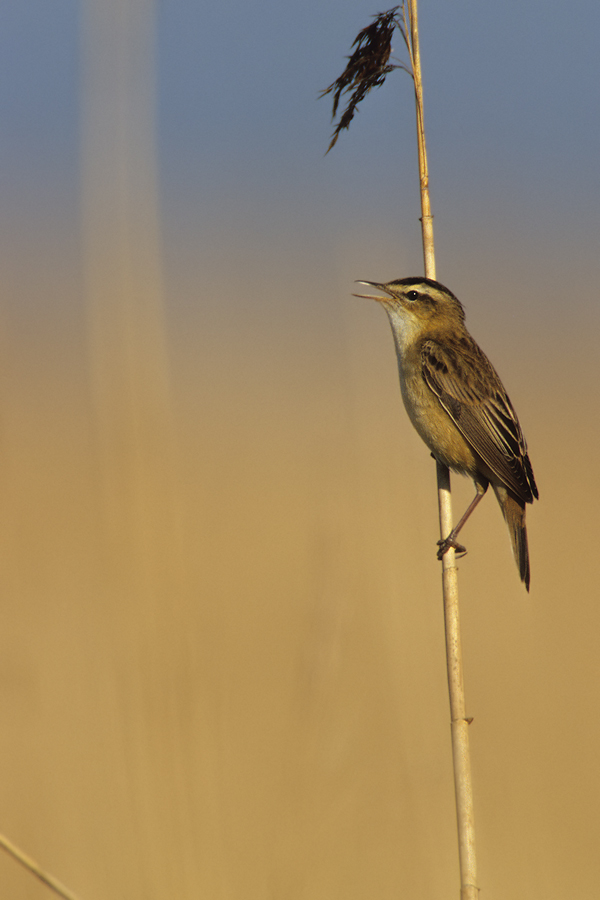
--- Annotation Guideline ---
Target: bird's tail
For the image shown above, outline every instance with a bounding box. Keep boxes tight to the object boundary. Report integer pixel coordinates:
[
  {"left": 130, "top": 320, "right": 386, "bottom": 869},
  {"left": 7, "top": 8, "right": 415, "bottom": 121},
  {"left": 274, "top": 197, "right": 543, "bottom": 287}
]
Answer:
[{"left": 492, "top": 485, "right": 531, "bottom": 591}]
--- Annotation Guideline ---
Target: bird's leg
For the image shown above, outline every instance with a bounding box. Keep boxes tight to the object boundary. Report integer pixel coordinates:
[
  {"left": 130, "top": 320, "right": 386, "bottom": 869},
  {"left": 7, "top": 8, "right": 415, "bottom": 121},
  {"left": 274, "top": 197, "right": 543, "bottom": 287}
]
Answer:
[{"left": 437, "top": 481, "right": 488, "bottom": 560}]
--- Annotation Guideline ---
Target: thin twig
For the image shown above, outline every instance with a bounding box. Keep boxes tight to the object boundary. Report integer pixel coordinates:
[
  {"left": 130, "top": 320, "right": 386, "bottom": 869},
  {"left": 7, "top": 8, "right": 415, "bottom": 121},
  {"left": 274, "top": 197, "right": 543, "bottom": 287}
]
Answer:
[{"left": 0, "top": 832, "right": 83, "bottom": 900}]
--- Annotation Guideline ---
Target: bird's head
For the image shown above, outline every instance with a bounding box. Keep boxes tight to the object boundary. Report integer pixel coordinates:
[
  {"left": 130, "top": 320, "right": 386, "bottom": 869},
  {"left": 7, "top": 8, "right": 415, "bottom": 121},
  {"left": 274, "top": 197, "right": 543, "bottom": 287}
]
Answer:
[{"left": 354, "top": 277, "right": 466, "bottom": 346}]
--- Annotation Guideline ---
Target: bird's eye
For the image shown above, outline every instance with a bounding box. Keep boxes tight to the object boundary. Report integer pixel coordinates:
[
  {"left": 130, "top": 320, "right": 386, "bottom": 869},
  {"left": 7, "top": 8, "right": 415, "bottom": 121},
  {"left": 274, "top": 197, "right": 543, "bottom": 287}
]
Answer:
[{"left": 406, "top": 290, "right": 419, "bottom": 302}]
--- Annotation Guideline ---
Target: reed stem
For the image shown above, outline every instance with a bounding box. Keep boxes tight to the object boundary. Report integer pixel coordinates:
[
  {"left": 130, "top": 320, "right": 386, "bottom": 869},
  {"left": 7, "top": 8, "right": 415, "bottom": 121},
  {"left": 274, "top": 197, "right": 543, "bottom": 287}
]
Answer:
[{"left": 406, "top": 2, "right": 479, "bottom": 895}]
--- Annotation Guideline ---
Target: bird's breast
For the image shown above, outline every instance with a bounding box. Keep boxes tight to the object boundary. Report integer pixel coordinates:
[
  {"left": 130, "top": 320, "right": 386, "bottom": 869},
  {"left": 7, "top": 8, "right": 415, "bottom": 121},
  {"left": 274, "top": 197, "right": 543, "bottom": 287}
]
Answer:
[{"left": 396, "top": 356, "right": 479, "bottom": 476}]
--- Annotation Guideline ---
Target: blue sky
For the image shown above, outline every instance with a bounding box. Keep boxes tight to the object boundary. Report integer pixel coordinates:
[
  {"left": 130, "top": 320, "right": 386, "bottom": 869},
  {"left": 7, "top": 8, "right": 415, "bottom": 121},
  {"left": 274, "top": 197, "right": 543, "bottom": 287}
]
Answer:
[
  {"left": 1, "top": 0, "right": 599, "bottom": 326},
  {"left": 2, "top": 1, "right": 599, "bottom": 210}
]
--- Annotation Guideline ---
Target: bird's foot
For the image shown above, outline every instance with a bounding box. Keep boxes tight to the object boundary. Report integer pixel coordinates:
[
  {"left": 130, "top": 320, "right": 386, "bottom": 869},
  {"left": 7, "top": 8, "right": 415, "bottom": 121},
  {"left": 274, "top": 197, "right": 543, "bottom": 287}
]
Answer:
[{"left": 437, "top": 536, "right": 467, "bottom": 560}]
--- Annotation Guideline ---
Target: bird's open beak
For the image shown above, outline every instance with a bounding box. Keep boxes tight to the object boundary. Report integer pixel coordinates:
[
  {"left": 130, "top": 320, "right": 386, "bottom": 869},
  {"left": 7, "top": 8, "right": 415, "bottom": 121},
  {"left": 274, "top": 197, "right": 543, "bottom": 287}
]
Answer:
[{"left": 352, "top": 281, "right": 391, "bottom": 302}]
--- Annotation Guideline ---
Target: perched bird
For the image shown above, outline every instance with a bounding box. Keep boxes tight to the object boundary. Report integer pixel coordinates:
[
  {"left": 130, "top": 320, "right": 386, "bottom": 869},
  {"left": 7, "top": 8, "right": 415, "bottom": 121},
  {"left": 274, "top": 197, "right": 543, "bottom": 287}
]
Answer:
[{"left": 354, "top": 277, "right": 538, "bottom": 590}]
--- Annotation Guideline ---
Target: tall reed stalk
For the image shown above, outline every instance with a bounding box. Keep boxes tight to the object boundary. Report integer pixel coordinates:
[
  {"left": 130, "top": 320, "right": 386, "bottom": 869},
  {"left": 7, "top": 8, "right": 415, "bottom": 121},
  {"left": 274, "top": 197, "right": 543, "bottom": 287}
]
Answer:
[
  {"left": 322, "top": 4, "right": 479, "bottom": 896},
  {"left": 0, "top": 833, "right": 82, "bottom": 900}
]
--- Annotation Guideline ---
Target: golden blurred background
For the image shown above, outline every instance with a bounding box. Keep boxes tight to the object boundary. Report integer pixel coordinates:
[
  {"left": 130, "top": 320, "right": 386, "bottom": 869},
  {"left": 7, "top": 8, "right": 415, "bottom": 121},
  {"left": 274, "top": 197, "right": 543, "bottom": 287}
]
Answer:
[{"left": 0, "top": 2, "right": 599, "bottom": 899}]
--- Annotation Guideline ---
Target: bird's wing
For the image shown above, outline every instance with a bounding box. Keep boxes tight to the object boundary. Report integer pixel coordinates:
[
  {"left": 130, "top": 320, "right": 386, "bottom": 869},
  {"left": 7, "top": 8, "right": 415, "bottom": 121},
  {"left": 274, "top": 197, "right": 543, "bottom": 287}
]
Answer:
[{"left": 421, "top": 339, "right": 538, "bottom": 504}]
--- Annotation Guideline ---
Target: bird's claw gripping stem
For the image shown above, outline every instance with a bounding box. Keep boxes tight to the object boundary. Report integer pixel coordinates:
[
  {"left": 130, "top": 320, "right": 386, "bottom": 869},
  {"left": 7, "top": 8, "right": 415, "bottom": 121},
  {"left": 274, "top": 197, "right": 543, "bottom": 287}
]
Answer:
[{"left": 437, "top": 536, "right": 467, "bottom": 560}]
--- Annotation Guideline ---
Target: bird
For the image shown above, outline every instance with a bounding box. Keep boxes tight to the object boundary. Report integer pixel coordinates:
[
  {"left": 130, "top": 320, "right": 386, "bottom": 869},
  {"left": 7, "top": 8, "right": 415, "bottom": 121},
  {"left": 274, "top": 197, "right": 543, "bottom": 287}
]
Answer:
[{"left": 354, "top": 276, "right": 538, "bottom": 590}]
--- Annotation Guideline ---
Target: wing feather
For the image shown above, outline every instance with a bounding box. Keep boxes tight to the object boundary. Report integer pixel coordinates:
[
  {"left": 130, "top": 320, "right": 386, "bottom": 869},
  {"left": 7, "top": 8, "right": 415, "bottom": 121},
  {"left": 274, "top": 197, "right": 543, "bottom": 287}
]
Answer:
[{"left": 421, "top": 338, "right": 538, "bottom": 504}]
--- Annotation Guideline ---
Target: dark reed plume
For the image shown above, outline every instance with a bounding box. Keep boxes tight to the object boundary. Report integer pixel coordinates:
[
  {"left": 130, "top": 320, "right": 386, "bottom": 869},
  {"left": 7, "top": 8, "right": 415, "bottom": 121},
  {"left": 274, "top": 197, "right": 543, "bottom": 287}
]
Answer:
[{"left": 320, "top": 6, "right": 412, "bottom": 153}]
